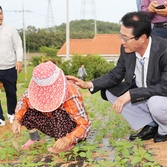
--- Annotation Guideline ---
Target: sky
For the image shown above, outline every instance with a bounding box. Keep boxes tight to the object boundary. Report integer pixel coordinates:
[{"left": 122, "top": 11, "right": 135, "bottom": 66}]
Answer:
[{"left": 1, "top": 0, "right": 137, "bottom": 29}]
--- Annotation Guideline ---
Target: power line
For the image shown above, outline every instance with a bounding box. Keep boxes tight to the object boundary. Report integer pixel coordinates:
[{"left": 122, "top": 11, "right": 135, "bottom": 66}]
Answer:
[{"left": 4, "top": 10, "right": 32, "bottom": 13}]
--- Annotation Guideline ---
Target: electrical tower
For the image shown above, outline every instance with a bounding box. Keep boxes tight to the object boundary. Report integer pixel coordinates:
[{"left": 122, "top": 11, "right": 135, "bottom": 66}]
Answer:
[
  {"left": 45, "top": 0, "right": 56, "bottom": 32},
  {"left": 80, "top": 0, "right": 97, "bottom": 34}
]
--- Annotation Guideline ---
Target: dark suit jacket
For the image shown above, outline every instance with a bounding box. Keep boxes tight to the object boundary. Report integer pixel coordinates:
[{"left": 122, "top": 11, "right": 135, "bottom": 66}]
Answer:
[{"left": 91, "top": 35, "right": 167, "bottom": 103}]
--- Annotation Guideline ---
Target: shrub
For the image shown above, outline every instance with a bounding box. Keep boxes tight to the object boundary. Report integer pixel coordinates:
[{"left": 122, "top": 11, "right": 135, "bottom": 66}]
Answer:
[
  {"left": 60, "top": 54, "right": 115, "bottom": 80},
  {"left": 30, "top": 54, "right": 115, "bottom": 81}
]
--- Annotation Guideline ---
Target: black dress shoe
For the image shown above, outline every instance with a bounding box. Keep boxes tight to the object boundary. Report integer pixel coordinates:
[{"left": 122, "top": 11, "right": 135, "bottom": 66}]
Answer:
[
  {"left": 154, "top": 133, "right": 167, "bottom": 143},
  {"left": 129, "top": 125, "right": 158, "bottom": 141}
]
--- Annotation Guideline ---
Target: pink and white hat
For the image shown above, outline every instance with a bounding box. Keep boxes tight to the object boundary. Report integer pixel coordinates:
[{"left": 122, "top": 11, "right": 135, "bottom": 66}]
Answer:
[{"left": 28, "top": 61, "right": 69, "bottom": 112}]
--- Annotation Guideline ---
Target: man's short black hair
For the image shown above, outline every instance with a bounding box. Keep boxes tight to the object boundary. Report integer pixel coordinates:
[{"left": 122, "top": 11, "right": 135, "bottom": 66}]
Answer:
[
  {"left": 0, "top": 6, "right": 2, "bottom": 12},
  {"left": 120, "top": 11, "right": 151, "bottom": 39}
]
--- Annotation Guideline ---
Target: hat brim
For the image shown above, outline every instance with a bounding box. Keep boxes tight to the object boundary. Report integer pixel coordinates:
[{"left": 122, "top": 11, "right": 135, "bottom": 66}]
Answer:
[{"left": 28, "top": 70, "right": 67, "bottom": 112}]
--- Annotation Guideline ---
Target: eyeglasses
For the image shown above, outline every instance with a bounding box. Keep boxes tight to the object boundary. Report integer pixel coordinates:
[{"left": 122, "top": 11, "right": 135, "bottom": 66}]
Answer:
[{"left": 118, "top": 33, "right": 136, "bottom": 42}]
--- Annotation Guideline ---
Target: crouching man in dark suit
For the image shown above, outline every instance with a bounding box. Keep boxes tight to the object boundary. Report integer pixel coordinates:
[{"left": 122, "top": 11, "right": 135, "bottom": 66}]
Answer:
[{"left": 67, "top": 11, "right": 167, "bottom": 143}]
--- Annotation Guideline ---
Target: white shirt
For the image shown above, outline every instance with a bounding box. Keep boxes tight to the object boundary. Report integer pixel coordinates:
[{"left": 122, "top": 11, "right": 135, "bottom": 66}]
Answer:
[
  {"left": 134, "top": 36, "right": 152, "bottom": 87},
  {"left": 0, "top": 23, "right": 23, "bottom": 70}
]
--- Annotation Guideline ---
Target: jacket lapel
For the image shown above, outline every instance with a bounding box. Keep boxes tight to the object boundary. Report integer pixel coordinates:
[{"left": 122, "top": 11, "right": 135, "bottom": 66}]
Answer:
[{"left": 127, "top": 52, "right": 136, "bottom": 82}]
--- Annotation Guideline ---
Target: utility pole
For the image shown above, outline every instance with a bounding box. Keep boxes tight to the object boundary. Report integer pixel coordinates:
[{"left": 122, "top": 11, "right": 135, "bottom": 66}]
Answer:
[
  {"left": 5, "top": 4, "right": 30, "bottom": 81},
  {"left": 66, "top": 0, "right": 70, "bottom": 60},
  {"left": 22, "top": 0, "right": 27, "bottom": 81}
]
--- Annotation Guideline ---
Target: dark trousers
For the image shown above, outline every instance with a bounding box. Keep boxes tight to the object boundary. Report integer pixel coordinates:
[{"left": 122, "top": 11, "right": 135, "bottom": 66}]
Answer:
[
  {"left": 0, "top": 67, "right": 17, "bottom": 120},
  {"left": 152, "top": 27, "right": 167, "bottom": 39}
]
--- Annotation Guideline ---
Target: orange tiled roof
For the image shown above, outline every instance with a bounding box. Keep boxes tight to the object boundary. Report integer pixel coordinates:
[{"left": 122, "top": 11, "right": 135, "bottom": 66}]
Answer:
[{"left": 57, "top": 34, "right": 121, "bottom": 55}]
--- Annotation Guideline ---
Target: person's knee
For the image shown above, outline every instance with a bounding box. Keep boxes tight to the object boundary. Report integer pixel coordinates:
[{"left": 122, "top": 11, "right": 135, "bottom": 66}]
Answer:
[{"left": 148, "top": 96, "right": 165, "bottom": 117}]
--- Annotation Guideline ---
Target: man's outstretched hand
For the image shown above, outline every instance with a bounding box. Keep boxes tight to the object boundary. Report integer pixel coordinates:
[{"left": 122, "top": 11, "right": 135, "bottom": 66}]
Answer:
[{"left": 66, "top": 75, "right": 92, "bottom": 89}]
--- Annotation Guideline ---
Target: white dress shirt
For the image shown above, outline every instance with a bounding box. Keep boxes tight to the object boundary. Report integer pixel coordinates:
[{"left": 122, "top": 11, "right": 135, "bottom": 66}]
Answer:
[{"left": 134, "top": 37, "right": 152, "bottom": 88}]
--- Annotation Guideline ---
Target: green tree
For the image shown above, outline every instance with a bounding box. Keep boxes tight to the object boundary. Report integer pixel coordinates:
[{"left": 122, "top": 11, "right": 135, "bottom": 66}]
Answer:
[
  {"left": 18, "top": 20, "right": 120, "bottom": 52},
  {"left": 39, "top": 46, "right": 58, "bottom": 57},
  {"left": 31, "top": 46, "right": 62, "bottom": 67}
]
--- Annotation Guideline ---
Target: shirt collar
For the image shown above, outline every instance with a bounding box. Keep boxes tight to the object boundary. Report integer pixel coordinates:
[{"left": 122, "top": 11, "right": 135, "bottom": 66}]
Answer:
[{"left": 135, "top": 36, "right": 152, "bottom": 59}]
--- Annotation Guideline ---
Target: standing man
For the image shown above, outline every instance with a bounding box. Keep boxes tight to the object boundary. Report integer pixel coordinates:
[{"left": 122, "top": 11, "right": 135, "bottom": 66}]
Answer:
[
  {"left": 0, "top": 6, "right": 23, "bottom": 126},
  {"left": 67, "top": 11, "right": 167, "bottom": 143},
  {"left": 136, "top": 0, "right": 142, "bottom": 11},
  {"left": 142, "top": 0, "right": 167, "bottom": 39},
  {"left": 77, "top": 64, "right": 87, "bottom": 80}
]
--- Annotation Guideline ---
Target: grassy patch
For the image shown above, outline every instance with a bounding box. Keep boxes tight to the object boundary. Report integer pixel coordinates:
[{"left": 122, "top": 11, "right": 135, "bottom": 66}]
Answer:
[{"left": 18, "top": 65, "right": 34, "bottom": 84}]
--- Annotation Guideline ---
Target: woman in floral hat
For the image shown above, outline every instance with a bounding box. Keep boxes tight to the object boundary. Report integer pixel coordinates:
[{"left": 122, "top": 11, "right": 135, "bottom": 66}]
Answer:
[{"left": 12, "top": 61, "right": 91, "bottom": 153}]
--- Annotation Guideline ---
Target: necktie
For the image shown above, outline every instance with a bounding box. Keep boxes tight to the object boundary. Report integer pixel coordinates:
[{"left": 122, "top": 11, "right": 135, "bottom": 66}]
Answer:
[{"left": 140, "top": 58, "right": 145, "bottom": 87}]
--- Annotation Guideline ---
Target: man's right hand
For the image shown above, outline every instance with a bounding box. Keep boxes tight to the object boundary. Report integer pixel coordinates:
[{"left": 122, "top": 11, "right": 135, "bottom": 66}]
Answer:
[
  {"left": 148, "top": 1, "right": 158, "bottom": 13},
  {"left": 66, "top": 75, "right": 93, "bottom": 89},
  {"left": 155, "top": 2, "right": 167, "bottom": 16}
]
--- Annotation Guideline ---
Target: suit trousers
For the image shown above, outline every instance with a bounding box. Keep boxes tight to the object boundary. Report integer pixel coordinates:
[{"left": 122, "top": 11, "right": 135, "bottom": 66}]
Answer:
[
  {"left": 152, "top": 27, "right": 167, "bottom": 39},
  {"left": 0, "top": 67, "right": 17, "bottom": 120},
  {"left": 106, "top": 90, "right": 167, "bottom": 135}
]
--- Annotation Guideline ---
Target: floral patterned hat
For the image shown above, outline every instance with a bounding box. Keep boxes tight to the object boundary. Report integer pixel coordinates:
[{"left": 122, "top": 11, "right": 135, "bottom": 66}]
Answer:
[{"left": 28, "top": 61, "right": 69, "bottom": 112}]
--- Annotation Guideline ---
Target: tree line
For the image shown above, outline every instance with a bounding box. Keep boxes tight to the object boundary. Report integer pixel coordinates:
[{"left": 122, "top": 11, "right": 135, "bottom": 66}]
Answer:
[{"left": 18, "top": 19, "right": 120, "bottom": 53}]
